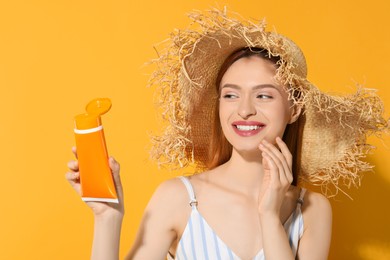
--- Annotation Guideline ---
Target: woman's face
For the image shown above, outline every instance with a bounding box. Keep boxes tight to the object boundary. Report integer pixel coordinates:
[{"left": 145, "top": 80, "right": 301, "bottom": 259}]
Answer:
[{"left": 219, "top": 55, "right": 297, "bottom": 153}]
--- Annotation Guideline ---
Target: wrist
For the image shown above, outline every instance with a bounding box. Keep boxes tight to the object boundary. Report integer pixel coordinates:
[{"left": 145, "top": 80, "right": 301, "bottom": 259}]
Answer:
[
  {"left": 92, "top": 211, "right": 122, "bottom": 260},
  {"left": 94, "top": 211, "right": 124, "bottom": 223},
  {"left": 258, "top": 211, "right": 280, "bottom": 225}
]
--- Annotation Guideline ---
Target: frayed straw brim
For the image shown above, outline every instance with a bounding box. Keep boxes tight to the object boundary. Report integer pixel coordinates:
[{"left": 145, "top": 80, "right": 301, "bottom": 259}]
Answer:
[{"left": 148, "top": 7, "right": 389, "bottom": 197}]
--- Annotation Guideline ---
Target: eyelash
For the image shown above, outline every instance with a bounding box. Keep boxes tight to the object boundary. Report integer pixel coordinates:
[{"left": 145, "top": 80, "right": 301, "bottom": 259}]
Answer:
[
  {"left": 222, "top": 93, "right": 238, "bottom": 99},
  {"left": 257, "top": 94, "right": 273, "bottom": 99},
  {"left": 221, "top": 93, "right": 274, "bottom": 99}
]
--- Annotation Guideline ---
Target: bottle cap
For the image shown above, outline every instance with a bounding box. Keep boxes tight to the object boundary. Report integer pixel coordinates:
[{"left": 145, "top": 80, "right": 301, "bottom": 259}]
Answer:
[
  {"left": 85, "top": 98, "right": 112, "bottom": 115},
  {"left": 74, "top": 98, "right": 112, "bottom": 130}
]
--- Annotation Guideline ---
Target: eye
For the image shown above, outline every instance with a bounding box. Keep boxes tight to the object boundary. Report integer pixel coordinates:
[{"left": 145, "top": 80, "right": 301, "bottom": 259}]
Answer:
[
  {"left": 222, "top": 93, "right": 239, "bottom": 99},
  {"left": 257, "top": 94, "right": 273, "bottom": 99}
]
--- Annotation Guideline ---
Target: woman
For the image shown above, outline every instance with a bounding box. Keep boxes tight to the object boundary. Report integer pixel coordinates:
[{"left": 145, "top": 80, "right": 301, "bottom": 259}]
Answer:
[{"left": 66, "top": 8, "right": 387, "bottom": 260}]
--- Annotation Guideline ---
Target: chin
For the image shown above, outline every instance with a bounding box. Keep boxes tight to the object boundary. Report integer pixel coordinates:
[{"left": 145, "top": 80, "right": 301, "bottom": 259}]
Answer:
[{"left": 231, "top": 144, "right": 262, "bottom": 155}]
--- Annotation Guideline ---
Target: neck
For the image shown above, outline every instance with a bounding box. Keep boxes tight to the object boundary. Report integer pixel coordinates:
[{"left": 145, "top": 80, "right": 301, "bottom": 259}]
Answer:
[{"left": 217, "top": 148, "right": 264, "bottom": 196}]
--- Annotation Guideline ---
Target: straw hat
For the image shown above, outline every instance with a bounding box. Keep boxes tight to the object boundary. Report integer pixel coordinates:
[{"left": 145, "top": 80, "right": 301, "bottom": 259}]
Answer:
[{"left": 149, "top": 8, "right": 388, "bottom": 196}]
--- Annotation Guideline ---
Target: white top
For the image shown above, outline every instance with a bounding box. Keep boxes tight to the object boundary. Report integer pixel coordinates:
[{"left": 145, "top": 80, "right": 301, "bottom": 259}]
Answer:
[{"left": 168, "top": 176, "right": 306, "bottom": 260}]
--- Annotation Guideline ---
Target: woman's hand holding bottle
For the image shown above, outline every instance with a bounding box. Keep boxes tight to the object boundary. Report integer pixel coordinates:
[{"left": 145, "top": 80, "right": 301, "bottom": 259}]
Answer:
[{"left": 65, "top": 147, "right": 125, "bottom": 219}]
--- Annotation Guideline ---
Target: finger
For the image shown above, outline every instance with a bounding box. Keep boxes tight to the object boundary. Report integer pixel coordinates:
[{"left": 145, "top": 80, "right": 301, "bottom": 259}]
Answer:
[
  {"left": 67, "top": 160, "right": 79, "bottom": 171},
  {"left": 65, "top": 171, "right": 81, "bottom": 194},
  {"left": 260, "top": 139, "right": 286, "bottom": 172},
  {"left": 275, "top": 137, "right": 293, "bottom": 170},
  {"left": 262, "top": 148, "right": 285, "bottom": 184},
  {"left": 260, "top": 139, "right": 292, "bottom": 184},
  {"left": 65, "top": 171, "right": 80, "bottom": 184},
  {"left": 262, "top": 151, "right": 271, "bottom": 171},
  {"left": 261, "top": 152, "right": 279, "bottom": 186},
  {"left": 109, "top": 157, "right": 124, "bottom": 200},
  {"left": 109, "top": 156, "right": 120, "bottom": 175},
  {"left": 275, "top": 137, "right": 293, "bottom": 184},
  {"left": 72, "top": 146, "right": 78, "bottom": 159}
]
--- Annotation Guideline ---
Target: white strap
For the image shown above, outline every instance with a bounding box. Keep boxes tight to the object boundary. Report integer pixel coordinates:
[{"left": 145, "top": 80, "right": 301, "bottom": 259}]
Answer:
[{"left": 178, "top": 176, "right": 198, "bottom": 209}]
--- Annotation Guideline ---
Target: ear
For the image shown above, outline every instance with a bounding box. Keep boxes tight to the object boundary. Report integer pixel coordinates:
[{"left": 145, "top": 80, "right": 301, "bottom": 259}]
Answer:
[{"left": 289, "top": 104, "right": 302, "bottom": 124}]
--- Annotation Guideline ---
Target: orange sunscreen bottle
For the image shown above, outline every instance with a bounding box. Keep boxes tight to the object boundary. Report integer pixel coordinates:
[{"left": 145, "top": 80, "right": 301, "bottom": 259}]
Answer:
[{"left": 74, "top": 98, "right": 118, "bottom": 203}]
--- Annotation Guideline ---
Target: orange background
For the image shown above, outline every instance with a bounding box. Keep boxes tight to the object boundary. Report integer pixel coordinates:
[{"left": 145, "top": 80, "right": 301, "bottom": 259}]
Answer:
[{"left": 0, "top": 0, "right": 389, "bottom": 259}]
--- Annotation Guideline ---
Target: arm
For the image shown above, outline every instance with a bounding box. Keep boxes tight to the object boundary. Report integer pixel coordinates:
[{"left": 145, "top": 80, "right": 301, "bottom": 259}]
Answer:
[
  {"left": 125, "top": 179, "right": 184, "bottom": 260},
  {"left": 66, "top": 149, "right": 124, "bottom": 260},
  {"left": 259, "top": 212, "right": 295, "bottom": 259},
  {"left": 67, "top": 151, "right": 181, "bottom": 260},
  {"left": 90, "top": 158, "right": 125, "bottom": 260},
  {"left": 92, "top": 212, "right": 123, "bottom": 260},
  {"left": 67, "top": 148, "right": 184, "bottom": 260},
  {"left": 258, "top": 138, "right": 295, "bottom": 259},
  {"left": 297, "top": 192, "right": 332, "bottom": 260},
  {"left": 258, "top": 138, "right": 332, "bottom": 259}
]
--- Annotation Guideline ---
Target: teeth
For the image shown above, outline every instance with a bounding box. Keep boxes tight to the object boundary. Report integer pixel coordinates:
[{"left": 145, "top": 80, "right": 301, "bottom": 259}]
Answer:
[{"left": 236, "top": 125, "right": 262, "bottom": 131}]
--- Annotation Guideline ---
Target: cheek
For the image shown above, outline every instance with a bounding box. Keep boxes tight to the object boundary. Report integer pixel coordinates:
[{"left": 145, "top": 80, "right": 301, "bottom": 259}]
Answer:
[
  {"left": 262, "top": 102, "right": 292, "bottom": 124},
  {"left": 218, "top": 102, "right": 234, "bottom": 131},
  {"left": 218, "top": 102, "right": 232, "bottom": 120}
]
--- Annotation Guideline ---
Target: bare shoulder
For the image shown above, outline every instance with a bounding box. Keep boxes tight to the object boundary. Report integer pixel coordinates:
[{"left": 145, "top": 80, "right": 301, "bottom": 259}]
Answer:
[
  {"left": 126, "top": 178, "right": 191, "bottom": 259},
  {"left": 301, "top": 189, "right": 332, "bottom": 228},
  {"left": 138, "top": 177, "right": 193, "bottom": 238},
  {"left": 146, "top": 177, "right": 189, "bottom": 212},
  {"left": 302, "top": 189, "right": 332, "bottom": 212}
]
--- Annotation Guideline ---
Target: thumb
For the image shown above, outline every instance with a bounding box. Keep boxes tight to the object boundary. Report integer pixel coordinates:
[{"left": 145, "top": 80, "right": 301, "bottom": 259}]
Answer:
[
  {"left": 109, "top": 156, "right": 123, "bottom": 199},
  {"left": 109, "top": 156, "right": 120, "bottom": 176}
]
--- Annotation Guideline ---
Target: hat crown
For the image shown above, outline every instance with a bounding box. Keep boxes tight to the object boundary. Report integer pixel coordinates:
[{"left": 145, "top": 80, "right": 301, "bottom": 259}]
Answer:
[{"left": 275, "top": 33, "right": 308, "bottom": 78}]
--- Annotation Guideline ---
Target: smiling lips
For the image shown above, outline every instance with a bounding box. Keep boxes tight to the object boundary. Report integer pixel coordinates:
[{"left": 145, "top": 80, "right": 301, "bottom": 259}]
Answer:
[{"left": 232, "top": 121, "right": 266, "bottom": 137}]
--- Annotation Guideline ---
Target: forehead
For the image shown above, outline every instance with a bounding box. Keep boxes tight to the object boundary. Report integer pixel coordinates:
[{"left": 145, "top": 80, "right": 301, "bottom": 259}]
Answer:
[{"left": 220, "top": 56, "right": 279, "bottom": 85}]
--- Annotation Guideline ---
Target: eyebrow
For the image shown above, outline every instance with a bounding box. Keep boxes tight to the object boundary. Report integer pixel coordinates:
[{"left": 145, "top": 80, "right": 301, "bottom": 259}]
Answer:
[{"left": 221, "top": 83, "right": 283, "bottom": 94}]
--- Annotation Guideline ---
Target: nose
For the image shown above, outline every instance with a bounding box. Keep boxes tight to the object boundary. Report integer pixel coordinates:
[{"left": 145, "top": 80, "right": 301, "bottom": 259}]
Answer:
[{"left": 238, "top": 97, "right": 256, "bottom": 119}]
